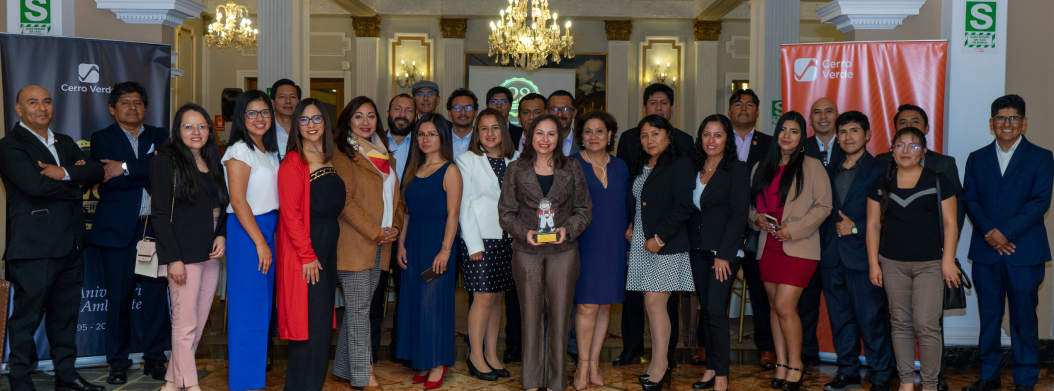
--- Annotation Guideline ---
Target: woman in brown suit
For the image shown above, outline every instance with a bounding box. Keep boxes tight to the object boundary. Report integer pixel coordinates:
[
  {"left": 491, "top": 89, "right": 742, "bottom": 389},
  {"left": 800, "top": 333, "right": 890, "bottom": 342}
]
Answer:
[
  {"left": 498, "top": 114, "right": 592, "bottom": 391},
  {"left": 748, "top": 111, "right": 832, "bottom": 391},
  {"left": 331, "top": 96, "right": 405, "bottom": 391}
]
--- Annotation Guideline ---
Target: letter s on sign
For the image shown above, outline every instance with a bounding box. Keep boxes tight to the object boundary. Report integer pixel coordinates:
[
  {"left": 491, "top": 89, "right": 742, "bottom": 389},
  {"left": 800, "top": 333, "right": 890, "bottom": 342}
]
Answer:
[
  {"left": 969, "top": 3, "right": 994, "bottom": 31},
  {"left": 24, "top": 0, "right": 48, "bottom": 22}
]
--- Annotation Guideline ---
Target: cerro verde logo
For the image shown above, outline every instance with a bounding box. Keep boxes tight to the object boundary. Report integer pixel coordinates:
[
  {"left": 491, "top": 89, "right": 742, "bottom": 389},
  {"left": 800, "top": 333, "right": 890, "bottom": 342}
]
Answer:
[
  {"left": 78, "top": 63, "right": 99, "bottom": 83},
  {"left": 793, "top": 58, "right": 819, "bottom": 82},
  {"left": 793, "top": 58, "right": 854, "bottom": 81}
]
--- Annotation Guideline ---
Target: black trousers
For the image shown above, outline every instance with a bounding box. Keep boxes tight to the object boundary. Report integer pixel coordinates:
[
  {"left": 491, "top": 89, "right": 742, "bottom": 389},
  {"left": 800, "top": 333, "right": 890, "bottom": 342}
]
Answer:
[
  {"left": 618, "top": 291, "right": 679, "bottom": 358},
  {"left": 690, "top": 250, "right": 741, "bottom": 376},
  {"left": 7, "top": 246, "right": 83, "bottom": 391},
  {"left": 504, "top": 287, "right": 522, "bottom": 348},
  {"left": 284, "top": 244, "right": 338, "bottom": 391},
  {"left": 100, "top": 219, "right": 170, "bottom": 368}
]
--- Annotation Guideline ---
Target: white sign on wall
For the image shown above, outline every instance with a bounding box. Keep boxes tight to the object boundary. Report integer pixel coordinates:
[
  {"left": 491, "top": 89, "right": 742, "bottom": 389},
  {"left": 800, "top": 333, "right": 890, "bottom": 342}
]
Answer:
[{"left": 7, "top": 0, "right": 64, "bottom": 36}]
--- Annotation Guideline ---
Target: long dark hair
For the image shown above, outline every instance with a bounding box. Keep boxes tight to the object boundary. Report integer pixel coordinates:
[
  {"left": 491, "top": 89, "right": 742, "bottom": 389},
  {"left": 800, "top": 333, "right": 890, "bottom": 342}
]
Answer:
[
  {"left": 227, "top": 89, "right": 278, "bottom": 153},
  {"left": 519, "top": 114, "right": 569, "bottom": 170},
  {"left": 694, "top": 114, "right": 738, "bottom": 172},
  {"left": 630, "top": 114, "right": 681, "bottom": 177},
  {"left": 402, "top": 113, "right": 453, "bottom": 189},
  {"left": 335, "top": 96, "right": 387, "bottom": 160},
  {"left": 288, "top": 98, "right": 335, "bottom": 164},
  {"left": 750, "top": 111, "right": 807, "bottom": 208},
  {"left": 160, "top": 103, "right": 229, "bottom": 205},
  {"left": 880, "top": 126, "right": 928, "bottom": 219}
]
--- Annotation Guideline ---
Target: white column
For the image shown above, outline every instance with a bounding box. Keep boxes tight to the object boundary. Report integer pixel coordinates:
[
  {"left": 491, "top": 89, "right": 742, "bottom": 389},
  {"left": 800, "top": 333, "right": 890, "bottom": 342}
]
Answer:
[
  {"left": 941, "top": 0, "right": 1008, "bottom": 346},
  {"left": 443, "top": 38, "right": 465, "bottom": 93},
  {"left": 749, "top": 0, "right": 799, "bottom": 134},
  {"left": 356, "top": 37, "right": 380, "bottom": 99},
  {"left": 258, "top": 0, "right": 311, "bottom": 95},
  {"left": 695, "top": 41, "right": 719, "bottom": 129},
  {"left": 608, "top": 40, "right": 631, "bottom": 132}
]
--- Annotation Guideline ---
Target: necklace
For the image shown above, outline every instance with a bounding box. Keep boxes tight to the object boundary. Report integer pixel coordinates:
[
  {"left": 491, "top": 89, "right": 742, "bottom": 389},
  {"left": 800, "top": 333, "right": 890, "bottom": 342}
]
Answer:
[
  {"left": 583, "top": 151, "right": 609, "bottom": 186},
  {"left": 194, "top": 155, "right": 201, "bottom": 161}
]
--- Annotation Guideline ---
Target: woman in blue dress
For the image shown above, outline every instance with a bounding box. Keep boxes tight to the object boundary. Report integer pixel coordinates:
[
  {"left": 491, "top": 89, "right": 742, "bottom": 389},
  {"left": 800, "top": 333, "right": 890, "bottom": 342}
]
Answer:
[
  {"left": 570, "top": 111, "right": 631, "bottom": 389},
  {"left": 395, "top": 113, "right": 463, "bottom": 389}
]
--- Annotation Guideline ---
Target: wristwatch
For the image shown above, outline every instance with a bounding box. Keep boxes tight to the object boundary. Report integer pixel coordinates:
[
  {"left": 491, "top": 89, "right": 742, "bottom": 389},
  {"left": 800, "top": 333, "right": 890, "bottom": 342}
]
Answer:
[
  {"left": 851, "top": 225, "right": 858, "bottom": 235},
  {"left": 121, "top": 162, "right": 128, "bottom": 175}
]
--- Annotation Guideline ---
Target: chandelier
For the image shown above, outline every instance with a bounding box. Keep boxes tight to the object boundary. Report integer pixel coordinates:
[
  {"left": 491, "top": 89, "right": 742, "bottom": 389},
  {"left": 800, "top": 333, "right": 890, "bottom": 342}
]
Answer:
[
  {"left": 488, "top": 0, "right": 574, "bottom": 71},
  {"left": 206, "top": 0, "right": 258, "bottom": 52}
]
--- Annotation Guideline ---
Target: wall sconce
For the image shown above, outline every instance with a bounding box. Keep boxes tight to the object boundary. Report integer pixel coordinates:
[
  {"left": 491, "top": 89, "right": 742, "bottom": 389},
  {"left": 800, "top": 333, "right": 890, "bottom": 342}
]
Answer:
[
  {"left": 395, "top": 60, "right": 426, "bottom": 88},
  {"left": 646, "top": 60, "right": 676, "bottom": 87}
]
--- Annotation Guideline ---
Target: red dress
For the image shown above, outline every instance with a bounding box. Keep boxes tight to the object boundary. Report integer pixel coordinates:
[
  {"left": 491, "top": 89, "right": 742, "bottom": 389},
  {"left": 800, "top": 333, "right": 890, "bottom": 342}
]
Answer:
[{"left": 757, "top": 166, "right": 817, "bottom": 288}]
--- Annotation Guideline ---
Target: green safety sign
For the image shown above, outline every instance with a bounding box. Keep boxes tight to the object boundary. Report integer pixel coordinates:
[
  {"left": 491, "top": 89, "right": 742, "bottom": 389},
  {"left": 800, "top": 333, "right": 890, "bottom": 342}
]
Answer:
[
  {"left": 19, "top": 0, "right": 53, "bottom": 35},
  {"left": 965, "top": 1, "right": 996, "bottom": 49}
]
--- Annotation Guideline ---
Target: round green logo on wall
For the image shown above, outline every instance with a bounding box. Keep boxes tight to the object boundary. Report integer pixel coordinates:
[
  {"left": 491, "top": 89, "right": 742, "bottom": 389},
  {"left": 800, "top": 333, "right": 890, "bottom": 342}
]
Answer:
[{"left": 500, "top": 77, "right": 541, "bottom": 126}]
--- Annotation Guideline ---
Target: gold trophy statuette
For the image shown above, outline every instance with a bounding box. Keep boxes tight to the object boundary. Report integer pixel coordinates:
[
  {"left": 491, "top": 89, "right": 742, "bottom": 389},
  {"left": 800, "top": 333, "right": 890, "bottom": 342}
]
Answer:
[{"left": 536, "top": 198, "right": 558, "bottom": 243}]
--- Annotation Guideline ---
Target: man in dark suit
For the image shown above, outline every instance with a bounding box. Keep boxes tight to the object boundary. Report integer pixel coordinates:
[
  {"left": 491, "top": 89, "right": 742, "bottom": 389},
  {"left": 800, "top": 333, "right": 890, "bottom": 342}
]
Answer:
[
  {"left": 819, "top": 112, "right": 892, "bottom": 391},
  {"left": 486, "top": 86, "right": 524, "bottom": 149},
  {"left": 88, "top": 82, "right": 170, "bottom": 384},
  {"left": 961, "top": 95, "right": 1053, "bottom": 391},
  {"left": 548, "top": 90, "right": 582, "bottom": 157},
  {"left": 727, "top": 89, "right": 777, "bottom": 369},
  {"left": 876, "top": 103, "right": 962, "bottom": 391},
  {"left": 612, "top": 83, "right": 691, "bottom": 367},
  {"left": 0, "top": 85, "right": 105, "bottom": 391}
]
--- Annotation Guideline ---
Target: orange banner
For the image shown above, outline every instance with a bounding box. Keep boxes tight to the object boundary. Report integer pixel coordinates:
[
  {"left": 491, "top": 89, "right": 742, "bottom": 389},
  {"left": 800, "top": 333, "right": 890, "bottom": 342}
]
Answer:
[{"left": 782, "top": 41, "right": 948, "bottom": 154}]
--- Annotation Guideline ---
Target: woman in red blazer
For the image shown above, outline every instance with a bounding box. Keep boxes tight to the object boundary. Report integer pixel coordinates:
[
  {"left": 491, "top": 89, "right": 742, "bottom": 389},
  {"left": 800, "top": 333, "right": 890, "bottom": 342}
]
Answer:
[{"left": 276, "top": 99, "right": 345, "bottom": 391}]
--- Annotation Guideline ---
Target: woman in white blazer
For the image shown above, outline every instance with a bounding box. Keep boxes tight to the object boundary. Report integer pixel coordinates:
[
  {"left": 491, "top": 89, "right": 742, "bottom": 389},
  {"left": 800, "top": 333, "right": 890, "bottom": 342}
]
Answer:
[{"left": 456, "top": 108, "right": 519, "bottom": 381}]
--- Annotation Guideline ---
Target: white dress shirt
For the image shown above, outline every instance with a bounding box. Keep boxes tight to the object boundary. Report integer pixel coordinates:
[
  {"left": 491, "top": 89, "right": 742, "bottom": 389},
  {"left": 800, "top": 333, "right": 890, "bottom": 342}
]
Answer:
[
  {"left": 734, "top": 128, "right": 755, "bottom": 163},
  {"left": 995, "top": 136, "right": 1022, "bottom": 175},
  {"left": 388, "top": 134, "right": 411, "bottom": 179},
  {"left": 452, "top": 129, "right": 473, "bottom": 158},
  {"left": 119, "top": 124, "right": 153, "bottom": 216},
  {"left": 275, "top": 122, "right": 289, "bottom": 159},
  {"left": 815, "top": 135, "right": 835, "bottom": 164},
  {"left": 22, "top": 122, "right": 70, "bottom": 181}
]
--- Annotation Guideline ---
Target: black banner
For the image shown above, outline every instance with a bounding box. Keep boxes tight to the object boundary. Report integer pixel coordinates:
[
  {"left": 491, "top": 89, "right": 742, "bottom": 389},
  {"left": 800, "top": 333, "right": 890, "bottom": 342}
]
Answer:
[{"left": 0, "top": 33, "right": 171, "bottom": 361}]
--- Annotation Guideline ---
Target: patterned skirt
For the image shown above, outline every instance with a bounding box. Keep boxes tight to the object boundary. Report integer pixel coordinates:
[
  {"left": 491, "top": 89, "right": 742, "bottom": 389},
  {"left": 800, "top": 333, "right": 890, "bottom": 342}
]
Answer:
[{"left": 460, "top": 235, "right": 514, "bottom": 292}]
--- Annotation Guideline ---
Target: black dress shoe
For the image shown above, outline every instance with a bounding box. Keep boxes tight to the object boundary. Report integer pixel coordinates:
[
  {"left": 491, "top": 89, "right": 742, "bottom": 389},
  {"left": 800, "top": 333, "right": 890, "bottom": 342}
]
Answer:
[
  {"left": 938, "top": 375, "right": 949, "bottom": 391},
  {"left": 823, "top": 373, "right": 862, "bottom": 391},
  {"left": 639, "top": 373, "right": 650, "bottom": 383},
  {"left": 503, "top": 344, "right": 522, "bottom": 363},
  {"left": 962, "top": 379, "right": 1002, "bottom": 391},
  {"left": 641, "top": 367, "right": 672, "bottom": 391},
  {"left": 467, "top": 358, "right": 498, "bottom": 381},
  {"left": 692, "top": 378, "right": 715, "bottom": 389},
  {"left": 142, "top": 360, "right": 167, "bottom": 381},
  {"left": 870, "top": 380, "right": 890, "bottom": 391},
  {"left": 485, "top": 357, "right": 510, "bottom": 378},
  {"left": 613, "top": 352, "right": 642, "bottom": 367},
  {"left": 106, "top": 365, "right": 127, "bottom": 385},
  {"left": 771, "top": 364, "right": 787, "bottom": 389},
  {"left": 782, "top": 366, "right": 805, "bottom": 391},
  {"left": 1014, "top": 385, "right": 1034, "bottom": 391},
  {"left": 56, "top": 376, "right": 106, "bottom": 391}
]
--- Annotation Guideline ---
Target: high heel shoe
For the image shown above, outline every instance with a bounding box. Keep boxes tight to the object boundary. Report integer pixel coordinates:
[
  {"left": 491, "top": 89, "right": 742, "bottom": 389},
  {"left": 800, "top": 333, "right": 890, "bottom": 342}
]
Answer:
[
  {"left": 588, "top": 360, "right": 604, "bottom": 386},
  {"left": 641, "top": 367, "right": 672, "bottom": 391},
  {"left": 468, "top": 358, "right": 498, "bottom": 381},
  {"left": 485, "top": 357, "right": 510, "bottom": 378},
  {"left": 423, "top": 366, "right": 448, "bottom": 390},
  {"left": 412, "top": 373, "right": 426, "bottom": 384},
  {"left": 770, "top": 364, "right": 788, "bottom": 389},
  {"left": 573, "top": 360, "right": 590, "bottom": 390},
  {"left": 693, "top": 378, "right": 715, "bottom": 389},
  {"left": 781, "top": 366, "right": 804, "bottom": 391},
  {"left": 638, "top": 374, "right": 650, "bottom": 384}
]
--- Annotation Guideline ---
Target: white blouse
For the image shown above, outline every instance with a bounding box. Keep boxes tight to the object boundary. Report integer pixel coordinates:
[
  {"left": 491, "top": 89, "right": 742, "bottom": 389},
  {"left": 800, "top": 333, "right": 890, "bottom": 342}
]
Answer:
[
  {"left": 222, "top": 140, "right": 280, "bottom": 214},
  {"left": 693, "top": 173, "right": 706, "bottom": 211}
]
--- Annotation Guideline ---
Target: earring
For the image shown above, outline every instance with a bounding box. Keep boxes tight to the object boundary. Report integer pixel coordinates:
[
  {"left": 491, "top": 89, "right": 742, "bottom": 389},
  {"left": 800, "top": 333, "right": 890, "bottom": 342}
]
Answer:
[{"left": 799, "top": 144, "right": 805, "bottom": 153}]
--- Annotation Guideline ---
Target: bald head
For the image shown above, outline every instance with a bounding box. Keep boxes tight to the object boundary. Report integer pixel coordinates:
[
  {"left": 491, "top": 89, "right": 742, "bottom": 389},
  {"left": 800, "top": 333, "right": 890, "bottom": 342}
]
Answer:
[
  {"left": 15, "top": 85, "right": 53, "bottom": 134},
  {"left": 810, "top": 97, "right": 838, "bottom": 137}
]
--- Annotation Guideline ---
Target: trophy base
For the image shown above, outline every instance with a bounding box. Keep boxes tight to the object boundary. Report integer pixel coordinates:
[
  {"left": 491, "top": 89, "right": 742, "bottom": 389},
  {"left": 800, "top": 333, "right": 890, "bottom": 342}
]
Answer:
[{"left": 536, "top": 232, "right": 558, "bottom": 243}]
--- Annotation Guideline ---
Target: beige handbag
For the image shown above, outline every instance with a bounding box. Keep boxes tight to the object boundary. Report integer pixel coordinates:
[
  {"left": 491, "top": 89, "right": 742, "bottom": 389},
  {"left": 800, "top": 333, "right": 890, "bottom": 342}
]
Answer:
[{"left": 135, "top": 179, "right": 173, "bottom": 278}]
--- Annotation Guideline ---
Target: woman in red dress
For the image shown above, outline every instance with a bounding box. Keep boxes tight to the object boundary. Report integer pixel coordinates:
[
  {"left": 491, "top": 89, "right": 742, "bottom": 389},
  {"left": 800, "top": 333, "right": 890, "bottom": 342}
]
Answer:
[{"left": 748, "top": 111, "right": 832, "bottom": 391}]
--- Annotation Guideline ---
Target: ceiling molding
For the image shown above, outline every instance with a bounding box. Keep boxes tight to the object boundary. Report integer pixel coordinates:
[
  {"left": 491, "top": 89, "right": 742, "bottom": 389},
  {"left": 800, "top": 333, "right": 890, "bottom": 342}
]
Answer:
[
  {"left": 378, "top": 0, "right": 696, "bottom": 20},
  {"left": 95, "top": 0, "right": 205, "bottom": 27},
  {"left": 327, "top": 0, "right": 377, "bottom": 16},
  {"left": 697, "top": 0, "right": 744, "bottom": 21},
  {"left": 816, "top": 0, "right": 927, "bottom": 32}
]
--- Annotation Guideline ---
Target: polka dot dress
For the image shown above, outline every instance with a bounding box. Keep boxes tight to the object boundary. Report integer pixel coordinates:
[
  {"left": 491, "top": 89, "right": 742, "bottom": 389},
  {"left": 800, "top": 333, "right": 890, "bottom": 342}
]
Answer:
[
  {"left": 625, "top": 166, "right": 695, "bottom": 292},
  {"left": 462, "top": 156, "right": 515, "bottom": 293}
]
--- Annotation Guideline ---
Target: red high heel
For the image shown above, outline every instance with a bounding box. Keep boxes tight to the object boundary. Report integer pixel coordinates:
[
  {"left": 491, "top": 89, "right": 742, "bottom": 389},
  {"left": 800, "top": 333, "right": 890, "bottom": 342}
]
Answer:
[
  {"left": 423, "top": 366, "right": 447, "bottom": 389},
  {"left": 412, "top": 372, "right": 427, "bottom": 384}
]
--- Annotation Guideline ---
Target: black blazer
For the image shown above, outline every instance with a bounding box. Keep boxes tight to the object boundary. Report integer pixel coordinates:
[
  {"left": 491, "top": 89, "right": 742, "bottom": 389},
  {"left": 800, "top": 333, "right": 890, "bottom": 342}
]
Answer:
[
  {"left": 616, "top": 126, "right": 696, "bottom": 169},
  {"left": 687, "top": 160, "right": 751, "bottom": 260},
  {"left": 633, "top": 156, "right": 695, "bottom": 254},
  {"left": 509, "top": 123, "right": 524, "bottom": 150},
  {"left": 804, "top": 134, "right": 844, "bottom": 173},
  {"left": 819, "top": 152, "right": 884, "bottom": 271},
  {"left": 148, "top": 154, "right": 228, "bottom": 265},
  {"left": 88, "top": 123, "right": 169, "bottom": 248},
  {"left": 876, "top": 149, "right": 964, "bottom": 231},
  {"left": 0, "top": 125, "right": 103, "bottom": 260},
  {"left": 744, "top": 130, "right": 772, "bottom": 169}
]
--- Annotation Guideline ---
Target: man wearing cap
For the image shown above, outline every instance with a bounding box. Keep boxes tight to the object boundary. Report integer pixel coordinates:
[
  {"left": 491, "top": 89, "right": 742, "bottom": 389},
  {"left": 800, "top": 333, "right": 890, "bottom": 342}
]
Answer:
[{"left": 411, "top": 81, "right": 452, "bottom": 132}]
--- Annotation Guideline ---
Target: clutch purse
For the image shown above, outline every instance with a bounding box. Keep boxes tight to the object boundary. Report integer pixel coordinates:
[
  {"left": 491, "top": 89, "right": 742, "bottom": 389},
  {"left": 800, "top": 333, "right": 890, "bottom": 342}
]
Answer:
[
  {"left": 943, "top": 259, "right": 972, "bottom": 310},
  {"left": 135, "top": 178, "right": 173, "bottom": 278}
]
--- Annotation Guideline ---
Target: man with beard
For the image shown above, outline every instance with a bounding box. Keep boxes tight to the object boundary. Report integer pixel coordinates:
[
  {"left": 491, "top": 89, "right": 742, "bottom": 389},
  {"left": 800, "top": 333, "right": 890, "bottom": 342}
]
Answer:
[
  {"left": 486, "top": 86, "right": 523, "bottom": 149},
  {"left": 269, "top": 79, "right": 300, "bottom": 159},
  {"left": 806, "top": 97, "right": 843, "bottom": 169},
  {"left": 370, "top": 93, "right": 416, "bottom": 363},
  {"left": 447, "top": 88, "right": 479, "bottom": 157},
  {"left": 547, "top": 90, "right": 580, "bottom": 156}
]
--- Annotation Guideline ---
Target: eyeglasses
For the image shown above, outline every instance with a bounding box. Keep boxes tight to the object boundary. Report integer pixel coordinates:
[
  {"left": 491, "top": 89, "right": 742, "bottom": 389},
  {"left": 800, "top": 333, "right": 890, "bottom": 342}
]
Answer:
[
  {"left": 489, "top": 99, "right": 509, "bottom": 105},
  {"left": 416, "top": 132, "right": 440, "bottom": 139},
  {"left": 550, "top": 107, "right": 574, "bottom": 114},
  {"left": 180, "top": 124, "right": 209, "bottom": 133},
  {"left": 452, "top": 105, "right": 475, "bottom": 113},
  {"left": 893, "top": 143, "right": 922, "bottom": 153},
  {"left": 416, "top": 91, "right": 436, "bottom": 98},
  {"left": 298, "top": 115, "right": 325, "bottom": 125},
  {"left": 993, "top": 115, "right": 1022, "bottom": 124},
  {"left": 245, "top": 109, "right": 272, "bottom": 119}
]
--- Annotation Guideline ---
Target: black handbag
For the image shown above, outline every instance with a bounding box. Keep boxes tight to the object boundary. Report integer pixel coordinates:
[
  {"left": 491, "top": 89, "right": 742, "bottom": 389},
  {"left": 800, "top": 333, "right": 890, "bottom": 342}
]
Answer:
[{"left": 935, "top": 172, "right": 972, "bottom": 310}]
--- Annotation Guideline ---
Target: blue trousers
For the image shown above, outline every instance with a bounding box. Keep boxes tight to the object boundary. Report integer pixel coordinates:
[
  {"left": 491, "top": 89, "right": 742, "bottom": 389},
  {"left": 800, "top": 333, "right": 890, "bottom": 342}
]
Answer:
[
  {"left": 820, "top": 263, "right": 893, "bottom": 381},
  {"left": 973, "top": 260, "right": 1044, "bottom": 387},
  {"left": 226, "top": 211, "right": 277, "bottom": 390}
]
